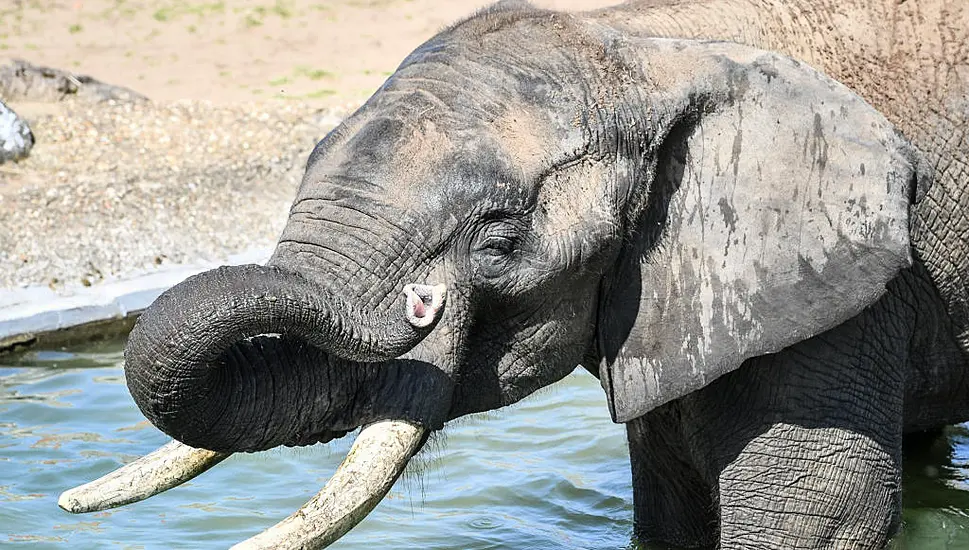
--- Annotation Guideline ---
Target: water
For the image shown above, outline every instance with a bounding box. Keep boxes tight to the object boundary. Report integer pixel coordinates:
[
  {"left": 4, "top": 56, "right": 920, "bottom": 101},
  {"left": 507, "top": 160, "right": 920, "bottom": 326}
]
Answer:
[{"left": 1, "top": 339, "right": 969, "bottom": 549}]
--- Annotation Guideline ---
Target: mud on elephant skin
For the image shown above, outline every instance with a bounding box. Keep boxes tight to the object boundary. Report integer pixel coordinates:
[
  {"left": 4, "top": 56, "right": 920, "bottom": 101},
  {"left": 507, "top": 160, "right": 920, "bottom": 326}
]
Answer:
[{"left": 62, "top": 0, "right": 968, "bottom": 549}]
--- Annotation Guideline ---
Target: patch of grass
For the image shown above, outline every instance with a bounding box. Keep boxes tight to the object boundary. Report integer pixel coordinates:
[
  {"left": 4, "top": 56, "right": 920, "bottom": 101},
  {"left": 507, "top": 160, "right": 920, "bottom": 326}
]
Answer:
[
  {"left": 269, "top": 76, "right": 291, "bottom": 86},
  {"left": 154, "top": 2, "right": 225, "bottom": 22},
  {"left": 0, "top": 43, "right": 7, "bottom": 50},
  {"left": 274, "top": 88, "right": 337, "bottom": 101},
  {"left": 68, "top": 23, "right": 83, "bottom": 33},
  {"left": 185, "top": 1, "right": 225, "bottom": 17},
  {"left": 304, "top": 88, "right": 336, "bottom": 99},
  {"left": 242, "top": 1, "right": 294, "bottom": 28},
  {"left": 153, "top": 7, "right": 173, "bottom": 21},
  {"left": 294, "top": 65, "right": 332, "bottom": 80},
  {"left": 272, "top": 0, "right": 293, "bottom": 18},
  {"left": 187, "top": 24, "right": 197, "bottom": 33}
]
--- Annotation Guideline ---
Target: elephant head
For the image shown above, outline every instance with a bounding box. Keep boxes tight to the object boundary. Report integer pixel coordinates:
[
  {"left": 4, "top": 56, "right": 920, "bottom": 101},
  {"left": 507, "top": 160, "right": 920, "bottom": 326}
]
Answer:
[{"left": 61, "top": 3, "right": 917, "bottom": 548}]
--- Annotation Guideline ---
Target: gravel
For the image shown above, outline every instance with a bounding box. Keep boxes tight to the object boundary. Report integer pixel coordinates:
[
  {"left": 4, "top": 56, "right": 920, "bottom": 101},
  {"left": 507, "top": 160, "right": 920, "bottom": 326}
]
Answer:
[{"left": 0, "top": 96, "right": 352, "bottom": 293}]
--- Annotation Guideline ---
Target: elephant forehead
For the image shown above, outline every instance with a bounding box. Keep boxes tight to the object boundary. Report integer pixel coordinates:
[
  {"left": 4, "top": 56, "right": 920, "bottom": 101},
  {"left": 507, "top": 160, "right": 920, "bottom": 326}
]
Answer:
[
  {"left": 346, "top": 113, "right": 458, "bottom": 172},
  {"left": 380, "top": 118, "right": 459, "bottom": 191},
  {"left": 345, "top": 106, "right": 546, "bottom": 205},
  {"left": 311, "top": 114, "right": 462, "bottom": 207},
  {"left": 491, "top": 104, "right": 556, "bottom": 183}
]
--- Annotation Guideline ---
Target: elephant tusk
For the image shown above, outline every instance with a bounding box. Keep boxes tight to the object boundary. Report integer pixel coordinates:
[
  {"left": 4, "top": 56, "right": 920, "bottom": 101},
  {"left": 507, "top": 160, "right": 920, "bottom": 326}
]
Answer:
[
  {"left": 58, "top": 440, "right": 230, "bottom": 513},
  {"left": 232, "top": 419, "right": 427, "bottom": 550}
]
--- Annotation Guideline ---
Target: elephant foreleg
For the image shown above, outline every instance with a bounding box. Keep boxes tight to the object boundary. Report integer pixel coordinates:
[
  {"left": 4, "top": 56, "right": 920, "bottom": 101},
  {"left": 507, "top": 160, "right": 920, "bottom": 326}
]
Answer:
[
  {"left": 679, "top": 285, "right": 913, "bottom": 550},
  {"left": 627, "top": 404, "right": 717, "bottom": 549}
]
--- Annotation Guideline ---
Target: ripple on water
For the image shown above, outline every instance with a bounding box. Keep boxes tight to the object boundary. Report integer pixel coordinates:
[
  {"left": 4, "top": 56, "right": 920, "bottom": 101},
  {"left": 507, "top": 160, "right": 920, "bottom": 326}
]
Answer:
[{"left": 1, "top": 338, "right": 969, "bottom": 549}]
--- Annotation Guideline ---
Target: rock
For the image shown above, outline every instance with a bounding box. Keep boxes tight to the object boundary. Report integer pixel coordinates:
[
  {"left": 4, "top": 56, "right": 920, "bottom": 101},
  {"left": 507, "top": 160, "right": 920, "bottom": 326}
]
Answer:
[
  {"left": 0, "top": 99, "right": 33, "bottom": 164},
  {"left": 0, "top": 59, "right": 148, "bottom": 104}
]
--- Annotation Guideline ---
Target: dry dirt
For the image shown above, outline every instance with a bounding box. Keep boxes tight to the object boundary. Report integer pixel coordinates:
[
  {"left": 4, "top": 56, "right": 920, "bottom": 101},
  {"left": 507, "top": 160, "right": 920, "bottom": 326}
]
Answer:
[
  {"left": 1, "top": 0, "right": 616, "bottom": 106},
  {"left": 0, "top": 0, "right": 617, "bottom": 292}
]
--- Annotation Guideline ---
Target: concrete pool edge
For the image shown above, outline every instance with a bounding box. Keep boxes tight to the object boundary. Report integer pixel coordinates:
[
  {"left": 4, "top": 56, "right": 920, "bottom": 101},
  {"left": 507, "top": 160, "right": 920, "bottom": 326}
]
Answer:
[{"left": 0, "top": 247, "right": 273, "bottom": 354}]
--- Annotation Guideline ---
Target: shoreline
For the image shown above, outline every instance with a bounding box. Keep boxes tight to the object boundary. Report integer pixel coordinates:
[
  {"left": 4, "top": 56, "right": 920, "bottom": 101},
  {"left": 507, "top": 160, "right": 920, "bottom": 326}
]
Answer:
[
  {"left": 0, "top": 246, "right": 272, "bottom": 354},
  {"left": 0, "top": 93, "right": 343, "bottom": 354}
]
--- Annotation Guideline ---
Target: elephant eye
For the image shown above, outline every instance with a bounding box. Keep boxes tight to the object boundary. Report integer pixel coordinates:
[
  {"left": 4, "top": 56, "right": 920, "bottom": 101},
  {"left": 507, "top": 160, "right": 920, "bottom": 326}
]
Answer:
[
  {"left": 472, "top": 220, "right": 525, "bottom": 280},
  {"left": 479, "top": 235, "right": 515, "bottom": 256}
]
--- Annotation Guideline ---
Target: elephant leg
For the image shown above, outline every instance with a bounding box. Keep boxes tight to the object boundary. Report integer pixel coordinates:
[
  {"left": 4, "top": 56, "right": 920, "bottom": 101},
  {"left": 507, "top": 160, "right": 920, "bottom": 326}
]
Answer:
[
  {"left": 679, "top": 289, "right": 912, "bottom": 550},
  {"left": 627, "top": 404, "right": 717, "bottom": 549},
  {"left": 715, "top": 424, "right": 901, "bottom": 550}
]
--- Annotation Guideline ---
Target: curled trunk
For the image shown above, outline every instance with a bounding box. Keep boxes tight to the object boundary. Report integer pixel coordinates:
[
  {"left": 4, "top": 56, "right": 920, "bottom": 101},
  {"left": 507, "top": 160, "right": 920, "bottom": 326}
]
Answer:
[{"left": 125, "top": 264, "right": 433, "bottom": 452}]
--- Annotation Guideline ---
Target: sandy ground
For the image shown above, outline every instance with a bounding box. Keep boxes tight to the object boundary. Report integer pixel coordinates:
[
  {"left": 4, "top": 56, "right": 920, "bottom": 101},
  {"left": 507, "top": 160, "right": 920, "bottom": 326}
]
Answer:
[
  {"left": 0, "top": 0, "right": 616, "bottom": 106},
  {"left": 0, "top": 0, "right": 617, "bottom": 293}
]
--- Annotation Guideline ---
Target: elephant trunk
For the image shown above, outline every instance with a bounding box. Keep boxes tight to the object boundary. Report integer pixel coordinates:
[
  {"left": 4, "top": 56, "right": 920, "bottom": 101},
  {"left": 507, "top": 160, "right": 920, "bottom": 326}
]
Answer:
[{"left": 124, "top": 263, "right": 444, "bottom": 452}]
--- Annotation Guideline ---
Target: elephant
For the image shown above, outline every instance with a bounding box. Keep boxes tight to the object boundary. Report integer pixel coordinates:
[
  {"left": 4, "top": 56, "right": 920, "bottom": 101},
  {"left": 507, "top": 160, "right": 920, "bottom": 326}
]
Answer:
[{"left": 60, "top": 0, "right": 969, "bottom": 548}]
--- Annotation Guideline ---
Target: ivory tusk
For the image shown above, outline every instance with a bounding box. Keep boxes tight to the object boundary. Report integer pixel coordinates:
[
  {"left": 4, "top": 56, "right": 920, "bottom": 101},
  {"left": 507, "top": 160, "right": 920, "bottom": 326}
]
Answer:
[
  {"left": 58, "top": 440, "right": 230, "bottom": 513},
  {"left": 232, "top": 419, "right": 427, "bottom": 550}
]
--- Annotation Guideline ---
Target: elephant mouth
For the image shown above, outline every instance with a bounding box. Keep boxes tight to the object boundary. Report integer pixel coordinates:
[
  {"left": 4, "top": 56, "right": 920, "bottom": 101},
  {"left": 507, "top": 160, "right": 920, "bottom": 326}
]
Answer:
[
  {"left": 121, "top": 264, "right": 450, "bottom": 452},
  {"left": 58, "top": 348, "right": 452, "bottom": 549},
  {"left": 56, "top": 260, "right": 456, "bottom": 548},
  {"left": 59, "top": 333, "right": 453, "bottom": 548},
  {"left": 284, "top": 428, "right": 351, "bottom": 447}
]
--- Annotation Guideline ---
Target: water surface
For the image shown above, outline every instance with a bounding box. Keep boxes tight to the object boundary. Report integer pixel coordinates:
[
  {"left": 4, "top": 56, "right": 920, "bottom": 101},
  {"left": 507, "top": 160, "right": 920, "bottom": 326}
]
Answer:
[{"left": 1, "top": 339, "right": 968, "bottom": 548}]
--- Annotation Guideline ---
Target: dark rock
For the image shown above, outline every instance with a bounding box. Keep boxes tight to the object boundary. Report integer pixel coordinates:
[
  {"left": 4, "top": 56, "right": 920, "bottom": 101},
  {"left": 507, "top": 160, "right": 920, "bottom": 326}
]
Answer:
[
  {"left": 0, "top": 99, "right": 33, "bottom": 163},
  {"left": 0, "top": 59, "right": 148, "bottom": 104}
]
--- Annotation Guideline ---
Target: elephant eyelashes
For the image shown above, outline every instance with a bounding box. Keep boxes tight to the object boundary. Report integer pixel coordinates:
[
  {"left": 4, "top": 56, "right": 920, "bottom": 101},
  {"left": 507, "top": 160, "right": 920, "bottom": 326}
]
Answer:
[
  {"left": 471, "top": 231, "right": 521, "bottom": 280},
  {"left": 479, "top": 235, "right": 515, "bottom": 256}
]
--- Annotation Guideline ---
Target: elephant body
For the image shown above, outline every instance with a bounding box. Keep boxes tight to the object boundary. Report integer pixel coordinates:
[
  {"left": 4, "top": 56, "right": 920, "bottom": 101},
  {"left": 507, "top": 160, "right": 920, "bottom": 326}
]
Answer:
[
  {"left": 62, "top": 1, "right": 969, "bottom": 549},
  {"left": 595, "top": 2, "right": 969, "bottom": 546},
  {"left": 627, "top": 264, "right": 969, "bottom": 548}
]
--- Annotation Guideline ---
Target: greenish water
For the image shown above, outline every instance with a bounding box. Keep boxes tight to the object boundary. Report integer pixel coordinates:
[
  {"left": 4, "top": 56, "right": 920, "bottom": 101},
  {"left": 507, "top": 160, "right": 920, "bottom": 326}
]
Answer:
[{"left": 1, "top": 339, "right": 969, "bottom": 549}]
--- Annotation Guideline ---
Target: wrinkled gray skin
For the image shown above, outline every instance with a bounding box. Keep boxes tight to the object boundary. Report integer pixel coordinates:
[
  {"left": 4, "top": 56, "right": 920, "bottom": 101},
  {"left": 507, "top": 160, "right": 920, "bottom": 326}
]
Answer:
[{"left": 124, "top": 0, "right": 969, "bottom": 548}]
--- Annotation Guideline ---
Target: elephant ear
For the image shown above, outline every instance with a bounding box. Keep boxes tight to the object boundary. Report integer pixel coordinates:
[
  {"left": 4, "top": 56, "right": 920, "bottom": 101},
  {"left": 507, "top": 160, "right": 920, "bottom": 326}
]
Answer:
[{"left": 597, "top": 40, "right": 917, "bottom": 423}]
